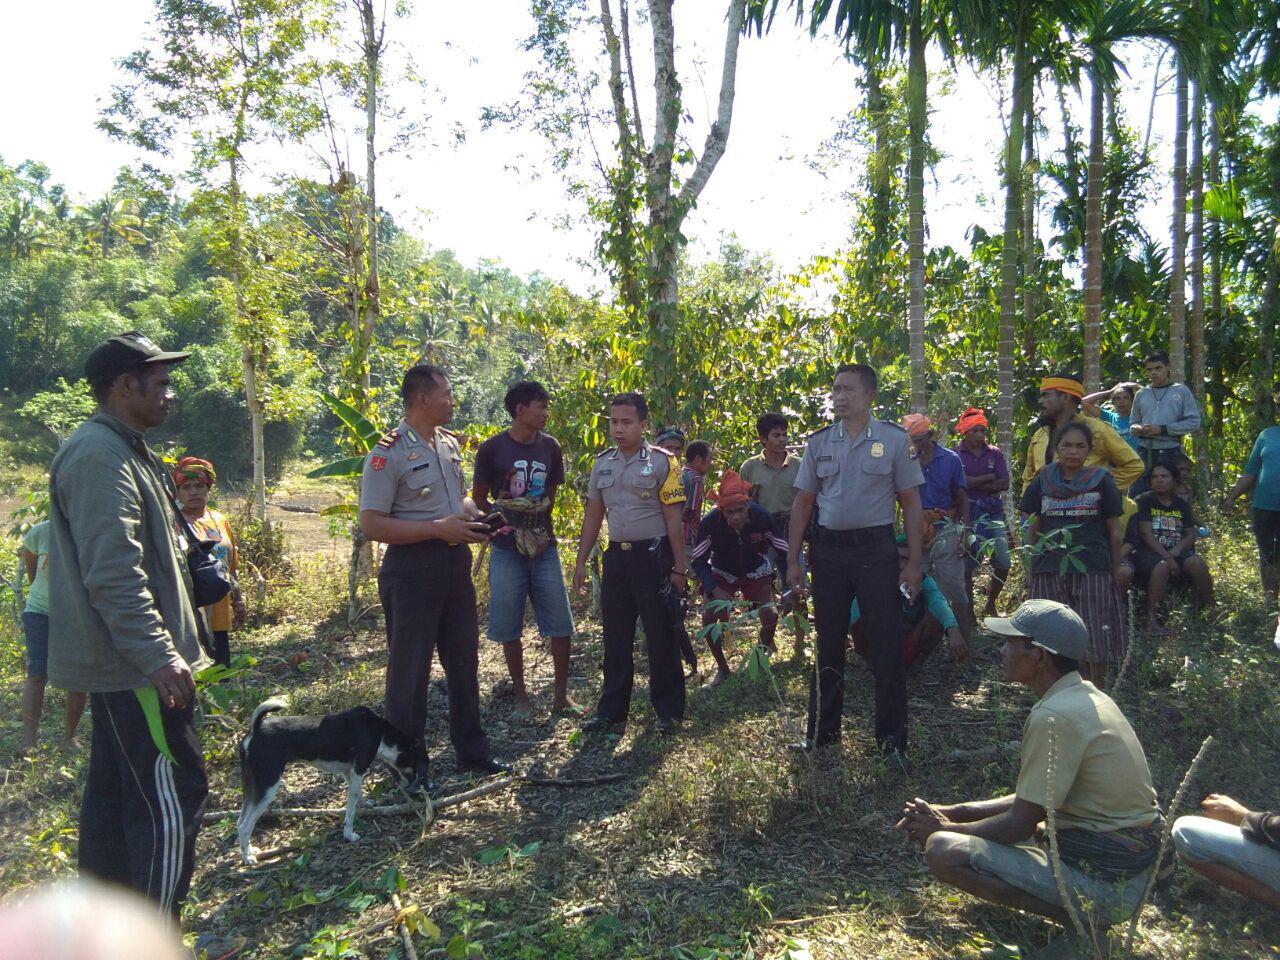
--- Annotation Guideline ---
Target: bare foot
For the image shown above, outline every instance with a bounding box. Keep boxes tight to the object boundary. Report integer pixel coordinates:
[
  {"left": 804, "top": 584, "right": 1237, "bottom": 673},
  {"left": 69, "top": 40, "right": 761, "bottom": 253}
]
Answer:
[
  {"left": 552, "top": 697, "right": 585, "bottom": 717},
  {"left": 512, "top": 696, "right": 533, "bottom": 720}
]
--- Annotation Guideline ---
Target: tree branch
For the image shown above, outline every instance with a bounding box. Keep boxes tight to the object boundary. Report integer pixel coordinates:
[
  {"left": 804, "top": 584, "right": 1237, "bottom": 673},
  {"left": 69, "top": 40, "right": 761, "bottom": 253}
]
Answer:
[
  {"left": 619, "top": 0, "right": 646, "bottom": 154},
  {"left": 676, "top": 0, "right": 747, "bottom": 211}
]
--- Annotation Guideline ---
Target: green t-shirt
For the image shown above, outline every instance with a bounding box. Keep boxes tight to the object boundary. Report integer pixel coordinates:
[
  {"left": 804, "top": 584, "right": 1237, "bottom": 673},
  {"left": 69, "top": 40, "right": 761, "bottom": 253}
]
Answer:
[{"left": 22, "top": 520, "right": 50, "bottom": 615}]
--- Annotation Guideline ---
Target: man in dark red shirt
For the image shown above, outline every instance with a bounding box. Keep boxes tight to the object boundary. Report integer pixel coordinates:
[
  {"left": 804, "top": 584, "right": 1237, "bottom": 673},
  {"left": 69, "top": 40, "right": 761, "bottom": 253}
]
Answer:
[
  {"left": 952, "top": 407, "right": 1012, "bottom": 617},
  {"left": 689, "top": 470, "right": 789, "bottom": 688}
]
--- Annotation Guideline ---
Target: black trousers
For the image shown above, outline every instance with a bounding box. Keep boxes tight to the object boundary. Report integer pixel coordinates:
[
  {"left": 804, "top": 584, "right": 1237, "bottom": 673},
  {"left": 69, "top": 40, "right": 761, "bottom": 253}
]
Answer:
[
  {"left": 80, "top": 690, "right": 208, "bottom": 918},
  {"left": 597, "top": 539, "right": 686, "bottom": 724},
  {"left": 212, "top": 630, "right": 230, "bottom": 668},
  {"left": 379, "top": 541, "right": 491, "bottom": 766},
  {"left": 808, "top": 526, "right": 908, "bottom": 751}
]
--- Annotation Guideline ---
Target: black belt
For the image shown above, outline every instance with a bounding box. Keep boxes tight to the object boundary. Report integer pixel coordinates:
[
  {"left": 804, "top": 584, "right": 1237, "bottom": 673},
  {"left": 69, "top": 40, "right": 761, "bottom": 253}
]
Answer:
[
  {"left": 608, "top": 536, "right": 667, "bottom": 553},
  {"left": 814, "top": 524, "right": 894, "bottom": 547}
]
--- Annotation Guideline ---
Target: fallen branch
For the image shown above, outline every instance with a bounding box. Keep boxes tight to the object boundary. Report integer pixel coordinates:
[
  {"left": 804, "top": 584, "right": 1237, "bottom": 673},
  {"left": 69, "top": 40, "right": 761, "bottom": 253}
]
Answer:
[
  {"left": 203, "top": 772, "right": 626, "bottom": 824},
  {"left": 390, "top": 893, "right": 420, "bottom": 960}
]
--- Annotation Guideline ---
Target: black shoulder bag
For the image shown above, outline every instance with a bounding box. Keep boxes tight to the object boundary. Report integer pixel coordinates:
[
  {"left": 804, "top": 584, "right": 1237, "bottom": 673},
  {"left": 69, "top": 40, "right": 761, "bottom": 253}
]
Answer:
[{"left": 164, "top": 483, "right": 233, "bottom": 608}]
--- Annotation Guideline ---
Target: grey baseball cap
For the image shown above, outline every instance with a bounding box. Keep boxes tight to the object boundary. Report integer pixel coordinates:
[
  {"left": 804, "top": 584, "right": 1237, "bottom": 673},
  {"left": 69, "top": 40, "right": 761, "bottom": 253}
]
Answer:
[
  {"left": 984, "top": 599, "right": 1089, "bottom": 660},
  {"left": 85, "top": 330, "right": 190, "bottom": 388}
]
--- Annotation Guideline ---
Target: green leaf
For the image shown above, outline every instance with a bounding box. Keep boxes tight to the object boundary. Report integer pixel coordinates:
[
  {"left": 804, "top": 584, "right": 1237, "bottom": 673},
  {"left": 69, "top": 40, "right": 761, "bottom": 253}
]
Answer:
[
  {"left": 306, "top": 457, "right": 366, "bottom": 479},
  {"left": 476, "top": 844, "right": 514, "bottom": 866},
  {"left": 322, "top": 391, "right": 382, "bottom": 449},
  {"left": 320, "top": 503, "right": 359, "bottom": 518}
]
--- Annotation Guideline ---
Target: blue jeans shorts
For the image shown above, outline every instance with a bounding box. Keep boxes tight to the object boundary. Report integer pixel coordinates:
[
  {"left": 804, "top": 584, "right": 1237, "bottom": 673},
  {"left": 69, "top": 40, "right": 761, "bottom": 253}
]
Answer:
[
  {"left": 22, "top": 611, "right": 50, "bottom": 677},
  {"left": 487, "top": 543, "right": 575, "bottom": 643}
]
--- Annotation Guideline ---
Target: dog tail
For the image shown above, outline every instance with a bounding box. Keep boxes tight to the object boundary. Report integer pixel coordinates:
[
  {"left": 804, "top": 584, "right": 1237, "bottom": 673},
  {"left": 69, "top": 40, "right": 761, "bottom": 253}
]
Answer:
[{"left": 248, "top": 697, "right": 287, "bottom": 732}]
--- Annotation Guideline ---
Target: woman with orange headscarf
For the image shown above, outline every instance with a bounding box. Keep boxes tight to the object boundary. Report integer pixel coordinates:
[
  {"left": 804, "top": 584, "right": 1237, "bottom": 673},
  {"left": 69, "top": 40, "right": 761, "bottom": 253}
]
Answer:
[{"left": 173, "top": 457, "right": 244, "bottom": 667}]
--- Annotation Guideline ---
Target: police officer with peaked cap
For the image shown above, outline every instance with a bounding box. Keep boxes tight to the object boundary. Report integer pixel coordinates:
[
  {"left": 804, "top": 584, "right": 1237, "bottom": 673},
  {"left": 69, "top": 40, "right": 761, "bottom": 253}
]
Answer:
[
  {"left": 573, "top": 391, "right": 689, "bottom": 736},
  {"left": 359, "top": 364, "right": 510, "bottom": 791},
  {"left": 786, "top": 363, "right": 925, "bottom": 763}
]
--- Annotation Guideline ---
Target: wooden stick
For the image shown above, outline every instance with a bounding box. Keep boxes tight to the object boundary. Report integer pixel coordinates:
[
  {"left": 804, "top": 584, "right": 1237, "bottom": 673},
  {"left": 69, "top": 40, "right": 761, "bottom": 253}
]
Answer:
[
  {"left": 202, "top": 772, "right": 624, "bottom": 824},
  {"left": 390, "top": 893, "right": 420, "bottom": 960}
]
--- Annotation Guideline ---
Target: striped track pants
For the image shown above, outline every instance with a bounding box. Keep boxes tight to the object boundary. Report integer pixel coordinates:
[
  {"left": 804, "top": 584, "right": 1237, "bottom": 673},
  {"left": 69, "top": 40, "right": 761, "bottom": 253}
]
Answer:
[{"left": 80, "top": 691, "right": 209, "bottom": 918}]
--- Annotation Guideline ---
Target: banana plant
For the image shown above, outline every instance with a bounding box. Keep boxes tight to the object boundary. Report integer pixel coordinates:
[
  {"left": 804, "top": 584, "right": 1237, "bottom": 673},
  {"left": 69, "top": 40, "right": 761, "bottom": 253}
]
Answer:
[{"left": 306, "top": 392, "right": 385, "bottom": 521}]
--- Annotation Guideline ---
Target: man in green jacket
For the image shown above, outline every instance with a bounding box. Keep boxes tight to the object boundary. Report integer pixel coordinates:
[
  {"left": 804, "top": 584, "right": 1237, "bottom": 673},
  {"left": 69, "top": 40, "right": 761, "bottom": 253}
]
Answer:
[{"left": 47, "top": 331, "right": 209, "bottom": 919}]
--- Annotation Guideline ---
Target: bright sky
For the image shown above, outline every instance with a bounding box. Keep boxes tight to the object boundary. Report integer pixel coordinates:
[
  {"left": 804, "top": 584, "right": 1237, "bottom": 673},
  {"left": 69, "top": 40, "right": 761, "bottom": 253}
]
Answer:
[{"left": 1, "top": 0, "right": 1179, "bottom": 293}]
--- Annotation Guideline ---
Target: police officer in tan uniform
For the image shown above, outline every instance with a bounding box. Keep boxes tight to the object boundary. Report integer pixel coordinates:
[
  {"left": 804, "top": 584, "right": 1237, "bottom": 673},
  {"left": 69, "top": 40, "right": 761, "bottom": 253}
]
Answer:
[
  {"left": 360, "top": 365, "right": 510, "bottom": 791},
  {"left": 573, "top": 392, "right": 688, "bottom": 735},
  {"left": 787, "top": 363, "right": 925, "bottom": 764}
]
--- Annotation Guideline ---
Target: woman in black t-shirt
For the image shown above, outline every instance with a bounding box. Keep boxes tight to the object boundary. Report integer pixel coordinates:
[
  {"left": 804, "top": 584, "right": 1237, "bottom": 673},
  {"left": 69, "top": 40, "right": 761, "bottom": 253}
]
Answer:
[
  {"left": 1020, "top": 421, "right": 1126, "bottom": 687},
  {"left": 1130, "top": 462, "right": 1215, "bottom": 633}
]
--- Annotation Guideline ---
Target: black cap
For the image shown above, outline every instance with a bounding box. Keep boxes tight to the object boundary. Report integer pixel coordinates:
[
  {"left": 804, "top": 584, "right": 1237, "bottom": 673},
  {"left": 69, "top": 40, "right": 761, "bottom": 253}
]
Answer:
[{"left": 84, "top": 331, "right": 191, "bottom": 388}]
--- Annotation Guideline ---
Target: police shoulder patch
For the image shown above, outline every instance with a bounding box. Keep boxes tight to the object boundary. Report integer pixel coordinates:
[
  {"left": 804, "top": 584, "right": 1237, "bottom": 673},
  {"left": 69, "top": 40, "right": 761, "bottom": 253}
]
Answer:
[{"left": 375, "top": 428, "right": 401, "bottom": 449}]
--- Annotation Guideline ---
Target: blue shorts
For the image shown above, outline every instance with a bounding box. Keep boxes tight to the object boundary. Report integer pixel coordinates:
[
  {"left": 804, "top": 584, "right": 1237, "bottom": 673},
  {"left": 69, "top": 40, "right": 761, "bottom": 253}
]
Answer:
[
  {"left": 968, "top": 515, "right": 1011, "bottom": 570},
  {"left": 487, "top": 543, "right": 575, "bottom": 643},
  {"left": 22, "top": 611, "right": 49, "bottom": 677}
]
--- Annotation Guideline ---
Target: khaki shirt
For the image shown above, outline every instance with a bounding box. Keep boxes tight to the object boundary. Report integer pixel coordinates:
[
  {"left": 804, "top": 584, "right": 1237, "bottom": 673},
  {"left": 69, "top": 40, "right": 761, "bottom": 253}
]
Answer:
[
  {"left": 1023, "top": 413, "right": 1144, "bottom": 492},
  {"left": 794, "top": 419, "right": 923, "bottom": 530},
  {"left": 587, "top": 441, "right": 685, "bottom": 542},
  {"left": 1016, "top": 672, "right": 1159, "bottom": 832},
  {"left": 740, "top": 453, "right": 800, "bottom": 515},
  {"left": 359, "top": 420, "right": 467, "bottom": 521}
]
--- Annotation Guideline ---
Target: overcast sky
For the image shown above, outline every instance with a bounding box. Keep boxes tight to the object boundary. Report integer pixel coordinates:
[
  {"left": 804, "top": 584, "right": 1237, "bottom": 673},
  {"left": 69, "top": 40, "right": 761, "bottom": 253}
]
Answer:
[{"left": 2, "top": 0, "right": 1183, "bottom": 294}]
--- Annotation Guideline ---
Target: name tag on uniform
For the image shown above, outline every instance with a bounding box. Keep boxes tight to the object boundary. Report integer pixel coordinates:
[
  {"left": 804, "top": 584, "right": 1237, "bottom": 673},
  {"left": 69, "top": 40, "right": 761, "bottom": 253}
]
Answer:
[
  {"left": 599, "top": 468, "right": 613, "bottom": 476},
  {"left": 871, "top": 442, "right": 884, "bottom": 458},
  {"left": 412, "top": 462, "right": 431, "bottom": 472},
  {"left": 817, "top": 455, "right": 833, "bottom": 462}
]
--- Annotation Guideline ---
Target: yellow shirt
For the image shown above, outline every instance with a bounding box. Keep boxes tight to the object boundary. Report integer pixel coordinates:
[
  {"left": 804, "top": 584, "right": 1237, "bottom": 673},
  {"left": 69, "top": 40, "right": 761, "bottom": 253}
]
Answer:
[
  {"left": 1015, "top": 672, "right": 1158, "bottom": 832},
  {"left": 1022, "top": 414, "right": 1144, "bottom": 492},
  {"left": 189, "top": 508, "right": 238, "bottom": 632}
]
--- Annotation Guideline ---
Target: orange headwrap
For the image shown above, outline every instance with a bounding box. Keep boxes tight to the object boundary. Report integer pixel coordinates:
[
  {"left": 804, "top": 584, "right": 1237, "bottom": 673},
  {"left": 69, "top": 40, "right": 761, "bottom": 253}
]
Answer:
[
  {"left": 954, "top": 406, "right": 989, "bottom": 434},
  {"left": 715, "top": 469, "right": 750, "bottom": 509},
  {"left": 173, "top": 456, "right": 216, "bottom": 488},
  {"left": 901, "top": 413, "right": 933, "bottom": 438},
  {"left": 1040, "top": 376, "right": 1084, "bottom": 399}
]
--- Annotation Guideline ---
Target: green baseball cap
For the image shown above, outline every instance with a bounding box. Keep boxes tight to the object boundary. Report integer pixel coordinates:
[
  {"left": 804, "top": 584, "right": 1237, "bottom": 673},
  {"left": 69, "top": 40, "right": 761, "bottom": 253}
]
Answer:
[{"left": 984, "top": 599, "right": 1088, "bottom": 660}]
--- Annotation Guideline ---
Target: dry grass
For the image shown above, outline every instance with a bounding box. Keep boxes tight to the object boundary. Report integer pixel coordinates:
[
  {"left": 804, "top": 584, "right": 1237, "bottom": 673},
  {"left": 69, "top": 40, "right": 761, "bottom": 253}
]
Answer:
[{"left": 1, "top": 511, "right": 1279, "bottom": 959}]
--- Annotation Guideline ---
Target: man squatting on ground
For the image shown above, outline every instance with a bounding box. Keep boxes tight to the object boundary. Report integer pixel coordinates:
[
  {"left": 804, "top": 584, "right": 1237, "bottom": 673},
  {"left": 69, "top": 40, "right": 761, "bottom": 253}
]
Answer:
[
  {"left": 360, "top": 364, "right": 509, "bottom": 794},
  {"left": 899, "top": 600, "right": 1163, "bottom": 938},
  {"left": 48, "top": 331, "right": 210, "bottom": 917},
  {"left": 740, "top": 412, "right": 807, "bottom": 656},
  {"left": 689, "top": 469, "right": 790, "bottom": 688},
  {"left": 471, "top": 380, "right": 581, "bottom": 718},
  {"left": 573, "top": 392, "right": 689, "bottom": 736},
  {"left": 787, "top": 363, "right": 925, "bottom": 762}
]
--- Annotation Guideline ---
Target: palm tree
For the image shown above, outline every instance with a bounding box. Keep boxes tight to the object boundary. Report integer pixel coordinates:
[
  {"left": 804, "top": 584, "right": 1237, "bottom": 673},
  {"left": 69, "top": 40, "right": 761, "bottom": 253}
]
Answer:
[
  {"left": 79, "top": 195, "right": 147, "bottom": 256},
  {"left": 800, "top": 0, "right": 958, "bottom": 413},
  {"left": 1073, "top": 0, "right": 1180, "bottom": 394},
  {"left": 0, "top": 198, "right": 50, "bottom": 260}
]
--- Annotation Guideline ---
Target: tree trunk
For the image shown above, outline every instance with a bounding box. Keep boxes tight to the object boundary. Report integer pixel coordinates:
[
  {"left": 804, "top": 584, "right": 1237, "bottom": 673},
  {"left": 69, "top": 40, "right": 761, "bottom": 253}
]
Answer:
[
  {"left": 361, "top": 0, "right": 380, "bottom": 395},
  {"left": 997, "top": 42, "right": 1028, "bottom": 477},
  {"left": 1261, "top": 253, "right": 1279, "bottom": 431},
  {"left": 1169, "top": 63, "right": 1188, "bottom": 381},
  {"left": 643, "top": 0, "right": 745, "bottom": 423},
  {"left": 599, "top": 0, "right": 644, "bottom": 320},
  {"left": 907, "top": 0, "right": 927, "bottom": 413},
  {"left": 1083, "top": 72, "right": 1104, "bottom": 395},
  {"left": 1208, "top": 105, "right": 1224, "bottom": 442},
  {"left": 1021, "top": 81, "right": 1038, "bottom": 346},
  {"left": 229, "top": 148, "right": 267, "bottom": 521},
  {"left": 1188, "top": 79, "right": 1206, "bottom": 496}
]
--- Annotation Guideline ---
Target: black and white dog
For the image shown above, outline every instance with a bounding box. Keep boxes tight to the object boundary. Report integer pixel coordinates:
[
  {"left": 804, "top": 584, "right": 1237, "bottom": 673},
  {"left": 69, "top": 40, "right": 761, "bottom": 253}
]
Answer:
[{"left": 237, "top": 698, "right": 418, "bottom": 864}]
